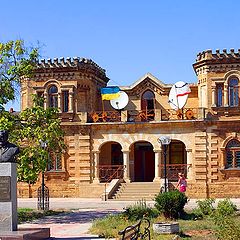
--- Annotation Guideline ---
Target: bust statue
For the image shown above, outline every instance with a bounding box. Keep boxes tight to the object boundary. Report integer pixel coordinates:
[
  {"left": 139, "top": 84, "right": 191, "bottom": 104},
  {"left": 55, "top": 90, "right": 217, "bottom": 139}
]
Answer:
[{"left": 0, "top": 130, "right": 20, "bottom": 163}]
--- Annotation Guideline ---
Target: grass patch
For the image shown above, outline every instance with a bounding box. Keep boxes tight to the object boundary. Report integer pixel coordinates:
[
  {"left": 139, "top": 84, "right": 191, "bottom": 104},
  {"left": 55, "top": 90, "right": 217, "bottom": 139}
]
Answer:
[
  {"left": 18, "top": 208, "right": 64, "bottom": 223},
  {"left": 89, "top": 211, "right": 220, "bottom": 239}
]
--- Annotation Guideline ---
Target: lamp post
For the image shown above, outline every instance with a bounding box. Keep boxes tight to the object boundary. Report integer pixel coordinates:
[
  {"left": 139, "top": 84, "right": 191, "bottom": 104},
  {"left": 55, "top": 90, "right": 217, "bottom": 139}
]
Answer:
[
  {"left": 39, "top": 140, "right": 48, "bottom": 210},
  {"left": 158, "top": 136, "right": 171, "bottom": 192}
]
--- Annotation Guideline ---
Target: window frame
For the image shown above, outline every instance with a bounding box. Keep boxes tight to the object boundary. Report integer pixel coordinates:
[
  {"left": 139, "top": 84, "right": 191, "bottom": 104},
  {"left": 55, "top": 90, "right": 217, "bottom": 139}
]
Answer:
[
  {"left": 48, "top": 85, "right": 58, "bottom": 108},
  {"left": 228, "top": 78, "right": 239, "bottom": 107},
  {"left": 225, "top": 139, "right": 240, "bottom": 169}
]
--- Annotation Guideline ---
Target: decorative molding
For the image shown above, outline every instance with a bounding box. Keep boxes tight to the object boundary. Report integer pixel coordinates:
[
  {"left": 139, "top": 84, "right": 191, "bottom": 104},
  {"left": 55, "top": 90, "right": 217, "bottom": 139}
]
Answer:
[{"left": 129, "top": 78, "right": 166, "bottom": 97}]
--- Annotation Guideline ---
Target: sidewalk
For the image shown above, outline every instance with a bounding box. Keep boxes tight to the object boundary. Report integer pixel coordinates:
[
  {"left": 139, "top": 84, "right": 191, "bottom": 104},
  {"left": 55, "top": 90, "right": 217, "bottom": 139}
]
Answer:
[
  {"left": 19, "top": 198, "right": 132, "bottom": 239},
  {"left": 18, "top": 198, "right": 240, "bottom": 239}
]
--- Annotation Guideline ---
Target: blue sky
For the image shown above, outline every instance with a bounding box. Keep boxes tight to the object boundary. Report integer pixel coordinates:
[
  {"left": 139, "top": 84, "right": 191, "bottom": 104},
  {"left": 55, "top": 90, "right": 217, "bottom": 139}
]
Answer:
[{"left": 1, "top": 0, "right": 240, "bottom": 110}]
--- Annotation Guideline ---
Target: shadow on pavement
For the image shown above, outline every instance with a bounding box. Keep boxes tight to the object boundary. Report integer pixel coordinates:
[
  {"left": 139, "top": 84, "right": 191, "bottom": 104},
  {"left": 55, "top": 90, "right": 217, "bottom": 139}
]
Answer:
[{"left": 30, "top": 210, "right": 121, "bottom": 224}]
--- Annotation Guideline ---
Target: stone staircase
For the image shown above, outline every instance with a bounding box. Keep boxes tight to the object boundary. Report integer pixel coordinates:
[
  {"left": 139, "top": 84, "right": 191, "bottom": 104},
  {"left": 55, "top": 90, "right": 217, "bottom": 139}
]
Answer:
[{"left": 111, "top": 182, "right": 161, "bottom": 201}]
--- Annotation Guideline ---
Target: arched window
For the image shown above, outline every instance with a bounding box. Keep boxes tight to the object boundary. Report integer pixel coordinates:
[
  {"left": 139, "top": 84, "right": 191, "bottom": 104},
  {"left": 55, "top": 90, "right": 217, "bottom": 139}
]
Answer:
[
  {"left": 48, "top": 85, "right": 58, "bottom": 108},
  {"left": 228, "top": 79, "right": 239, "bottom": 107},
  {"left": 226, "top": 139, "right": 240, "bottom": 168},
  {"left": 141, "top": 90, "right": 155, "bottom": 120}
]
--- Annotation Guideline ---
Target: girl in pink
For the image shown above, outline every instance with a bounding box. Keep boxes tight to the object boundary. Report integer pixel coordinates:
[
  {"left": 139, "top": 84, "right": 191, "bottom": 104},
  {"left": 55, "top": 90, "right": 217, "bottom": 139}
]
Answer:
[{"left": 176, "top": 173, "right": 187, "bottom": 192}]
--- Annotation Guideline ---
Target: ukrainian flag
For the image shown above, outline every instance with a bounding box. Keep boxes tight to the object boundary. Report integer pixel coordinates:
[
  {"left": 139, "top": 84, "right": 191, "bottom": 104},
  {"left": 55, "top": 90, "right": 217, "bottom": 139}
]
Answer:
[{"left": 101, "top": 86, "right": 120, "bottom": 100}]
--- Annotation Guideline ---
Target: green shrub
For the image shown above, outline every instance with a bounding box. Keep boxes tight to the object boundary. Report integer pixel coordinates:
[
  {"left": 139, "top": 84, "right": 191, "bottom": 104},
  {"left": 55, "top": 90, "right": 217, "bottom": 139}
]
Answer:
[
  {"left": 192, "top": 198, "right": 215, "bottom": 219},
  {"left": 215, "top": 198, "right": 237, "bottom": 217},
  {"left": 154, "top": 190, "right": 188, "bottom": 219},
  {"left": 123, "top": 199, "right": 159, "bottom": 221},
  {"left": 210, "top": 199, "right": 239, "bottom": 239},
  {"left": 212, "top": 214, "right": 240, "bottom": 240}
]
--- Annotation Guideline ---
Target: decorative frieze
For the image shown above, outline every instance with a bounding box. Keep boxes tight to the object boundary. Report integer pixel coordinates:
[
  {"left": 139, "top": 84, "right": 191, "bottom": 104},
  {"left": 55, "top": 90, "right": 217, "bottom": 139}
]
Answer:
[
  {"left": 193, "top": 49, "right": 240, "bottom": 76},
  {"left": 37, "top": 57, "right": 106, "bottom": 74}
]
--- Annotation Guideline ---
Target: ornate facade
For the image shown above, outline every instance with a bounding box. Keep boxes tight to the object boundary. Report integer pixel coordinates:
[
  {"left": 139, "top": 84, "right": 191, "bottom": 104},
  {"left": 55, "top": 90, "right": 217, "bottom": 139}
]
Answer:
[{"left": 19, "top": 49, "right": 240, "bottom": 198}]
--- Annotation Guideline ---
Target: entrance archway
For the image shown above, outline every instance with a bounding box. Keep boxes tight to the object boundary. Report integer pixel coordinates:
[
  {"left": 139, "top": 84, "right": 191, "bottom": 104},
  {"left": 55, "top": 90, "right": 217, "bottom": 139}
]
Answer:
[
  {"left": 167, "top": 140, "right": 187, "bottom": 179},
  {"left": 132, "top": 141, "right": 155, "bottom": 182},
  {"left": 99, "top": 141, "right": 123, "bottom": 182}
]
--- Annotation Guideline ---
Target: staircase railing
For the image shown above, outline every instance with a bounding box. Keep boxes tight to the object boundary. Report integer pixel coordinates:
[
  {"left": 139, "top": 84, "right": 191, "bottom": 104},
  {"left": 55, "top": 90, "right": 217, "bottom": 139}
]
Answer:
[
  {"left": 98, "top": 165, "right": 124, "bottom": 182},
  {"left": 98, "top": 165, "right": 124, "bottom": 201}
]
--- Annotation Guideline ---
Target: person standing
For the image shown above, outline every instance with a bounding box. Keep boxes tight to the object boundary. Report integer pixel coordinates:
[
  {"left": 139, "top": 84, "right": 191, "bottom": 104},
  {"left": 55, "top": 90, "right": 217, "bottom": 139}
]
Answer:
[{"left": 176, "top": 173, "right": 187, "bottom": 193}]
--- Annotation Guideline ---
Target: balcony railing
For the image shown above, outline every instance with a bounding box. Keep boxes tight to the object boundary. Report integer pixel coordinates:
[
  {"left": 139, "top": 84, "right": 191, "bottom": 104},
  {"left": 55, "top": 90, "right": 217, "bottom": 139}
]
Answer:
[
  {"left": 160, "top": 164, "right": 191, "bottom": 180},
  {"left": 98, "top": 164, "right": 191, "bottom": 182},
  {"left": 127, "top": 109, "right": 155, "bottom": 122},
  {"left": 88, "top": 108, "right": 205, "bottom": 123},
  {"left": 99, "top": 165, "right": 124, "bottom": 182},
  {"left": 89, "top": 111, "right": 121, "bottom": 123},
  {"left": 161, "top": 108, "right": 202, "bottom": 121}
]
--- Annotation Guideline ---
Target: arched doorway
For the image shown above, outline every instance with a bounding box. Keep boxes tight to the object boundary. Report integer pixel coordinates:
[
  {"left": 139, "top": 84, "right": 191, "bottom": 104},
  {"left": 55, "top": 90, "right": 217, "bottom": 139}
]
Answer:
[
  {"left": 168, "top": 140, "right": 187, "bottom": 179},
  {"left": 99, "top": 142, "right": 123, "bottom": 182},
  {"left": 132, "top": 141, "right": 155, "bottom": 182}
]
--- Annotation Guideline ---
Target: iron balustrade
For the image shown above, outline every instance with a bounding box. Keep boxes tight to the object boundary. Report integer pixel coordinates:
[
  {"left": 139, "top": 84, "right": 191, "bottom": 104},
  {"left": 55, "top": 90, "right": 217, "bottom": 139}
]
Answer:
[
  {"left": 87, "top": 108, "right": 205, "bottom": 123},
  {"left": 161, "top": 108, "right": 200, "bottom": 121},
  {"left": 160, "top": 164, "right": 192, "bottom": 181},
  {"left": 98, "top": 165, "right": 124, "bottom": 182},
  {"left": 89, "top": 111, "right": 121, "bottom": 123}
]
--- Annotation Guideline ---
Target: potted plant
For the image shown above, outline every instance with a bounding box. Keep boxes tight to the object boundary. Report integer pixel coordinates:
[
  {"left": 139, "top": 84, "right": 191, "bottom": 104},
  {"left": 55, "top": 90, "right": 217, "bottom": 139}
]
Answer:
[{"left": 153, "top": 190, "right": 188, "bottom": 234}]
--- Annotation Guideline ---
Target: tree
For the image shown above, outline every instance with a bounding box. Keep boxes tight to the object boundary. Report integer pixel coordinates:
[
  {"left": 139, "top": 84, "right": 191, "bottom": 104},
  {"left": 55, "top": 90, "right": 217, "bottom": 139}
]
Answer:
[
  {"left": 17, "top": 95, "right": 66, "bottom": 184},
  {"left": 0, "top": 39, "right": 38, "bottom": 111},
  {"left": 0, "top": 40, "right": 66, "bottom": 185}
]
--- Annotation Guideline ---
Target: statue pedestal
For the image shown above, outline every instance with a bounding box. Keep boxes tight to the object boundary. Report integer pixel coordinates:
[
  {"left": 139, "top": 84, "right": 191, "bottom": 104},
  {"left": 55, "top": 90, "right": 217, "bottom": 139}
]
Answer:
[
  {"left": 0, "top": 163, "right": 17, "bottom": 231},
  {"left": 0, "top": 163, "right": 50, "bottom": 239}
]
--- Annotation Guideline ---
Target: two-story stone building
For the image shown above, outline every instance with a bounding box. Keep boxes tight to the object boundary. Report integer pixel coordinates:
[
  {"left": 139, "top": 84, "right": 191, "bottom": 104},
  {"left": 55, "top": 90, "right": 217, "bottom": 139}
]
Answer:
[{"left": 19, "top": 49, "right": 240, "bottom": 199}]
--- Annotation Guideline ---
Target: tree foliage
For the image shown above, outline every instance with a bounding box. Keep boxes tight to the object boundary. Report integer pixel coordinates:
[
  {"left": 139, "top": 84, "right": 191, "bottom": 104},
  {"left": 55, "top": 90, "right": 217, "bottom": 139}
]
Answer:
[
  {"left": 0, "top": 39, "right": 38, "bottom": 110},
  {"left": 0, "top": 96, "right": 66, "bottom": 184},
  {"left": 0, "top": 40, "right": 66, "bottom": 184}
]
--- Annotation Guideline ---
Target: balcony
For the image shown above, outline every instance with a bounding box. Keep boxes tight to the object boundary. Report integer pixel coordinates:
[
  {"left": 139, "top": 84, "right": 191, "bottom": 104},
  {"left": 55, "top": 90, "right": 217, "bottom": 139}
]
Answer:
[{"left": 88, "top": 108, "right": 206, "bottom": 123}]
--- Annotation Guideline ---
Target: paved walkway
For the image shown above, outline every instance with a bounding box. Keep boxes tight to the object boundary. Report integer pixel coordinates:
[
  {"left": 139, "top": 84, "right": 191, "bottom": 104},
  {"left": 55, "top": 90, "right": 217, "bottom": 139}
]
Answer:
[
  {"left": 19, "top": 198, "right": 134, "bottom": 239},
  {"left": 18, "top": 198, "right": 240, "bottom": 239}
]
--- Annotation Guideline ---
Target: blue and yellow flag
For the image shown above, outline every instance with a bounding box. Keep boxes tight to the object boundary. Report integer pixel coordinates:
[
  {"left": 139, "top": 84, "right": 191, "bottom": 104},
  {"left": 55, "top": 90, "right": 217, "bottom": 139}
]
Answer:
[{"left": 101, "top": 86, "right": 120, "bottom": 100}]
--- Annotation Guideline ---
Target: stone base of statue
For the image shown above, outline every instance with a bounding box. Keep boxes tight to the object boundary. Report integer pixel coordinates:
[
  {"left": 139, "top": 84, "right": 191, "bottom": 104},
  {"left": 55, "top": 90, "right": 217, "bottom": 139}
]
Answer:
[
  {"left": 0, "top": 163, "right": 18, "bottom": 231},
  {"left": 0, "top": 228, "right": 50, "bottom": 239},
  {"left": 0, "top": 163, "right": 50, "bottom": 239}
]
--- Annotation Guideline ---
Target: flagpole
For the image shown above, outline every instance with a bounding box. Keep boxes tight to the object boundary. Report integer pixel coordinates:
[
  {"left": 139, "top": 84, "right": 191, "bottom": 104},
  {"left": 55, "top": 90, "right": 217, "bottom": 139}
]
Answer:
[{"left": 102, "top": 98, "right": 105, "bottom": 113}]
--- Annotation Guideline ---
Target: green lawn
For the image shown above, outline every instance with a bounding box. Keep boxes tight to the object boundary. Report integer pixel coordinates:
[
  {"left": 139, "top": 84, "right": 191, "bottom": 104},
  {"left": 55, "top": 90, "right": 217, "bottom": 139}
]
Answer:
[
  {"left": 90, "top": 212, "right": 240, "bottom": 239},
  {"left": 18, "top": 208, "right": 64, "bottom": 223}
]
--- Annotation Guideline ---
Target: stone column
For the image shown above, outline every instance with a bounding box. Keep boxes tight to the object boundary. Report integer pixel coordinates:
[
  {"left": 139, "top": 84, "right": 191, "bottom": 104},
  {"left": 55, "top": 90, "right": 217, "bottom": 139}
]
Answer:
[
  {"left": 44, "top": 92, "right": 48, "bottom": 109},
  {"left": 211, "top": 86, "right": 216, "bottom": 107},
  {"left": 0, "top": 163, "right": 17, "bottom": 231},
  {"left": 224, "top": 83, "right": 228, "bottom": 107},
  {"left": 58, "top": 92, "right": 62, "bottom": 113},
  {"left": 153, "top": 150, "right": 162, "bottom": 182},
  {"left": 121, "top": 110, "right": 128, "bottom": 122},
  {"left": 93, "top": 151, "right": 100, "bottom": 183},
  {"left": 186, "top": 148, "right": 193, "bottom": 180},
  {"left": 123, "top": 151, "right": 130, "bottom": 182},
  {"left": 69, "top": 91, "right": 74, "bottom": 112}
]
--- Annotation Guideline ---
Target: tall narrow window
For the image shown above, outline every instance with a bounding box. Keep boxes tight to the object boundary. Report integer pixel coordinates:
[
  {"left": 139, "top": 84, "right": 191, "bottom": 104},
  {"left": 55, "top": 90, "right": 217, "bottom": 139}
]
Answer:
[
  {"left": 141, "top": 90, "right": 155, "bottom": 120},
  {"left": 216, "top": 83, "right": 223, "bottom": 107},
  {"left": 62, "top": 90, "right": 69, "bottom": 112},
  {"left": 226, "top": 139, "right": 240, "bottom": 169},
  {"left": 48, "top": 85, "right": 58, "bottom": 108},
  {"left": 229, "top": 79, "right": 239, "bottom": 107}
]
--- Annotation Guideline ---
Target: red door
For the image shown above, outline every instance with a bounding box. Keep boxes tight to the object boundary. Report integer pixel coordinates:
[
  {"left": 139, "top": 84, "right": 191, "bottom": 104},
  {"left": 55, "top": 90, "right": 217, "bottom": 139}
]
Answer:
[{"left": 134, "top": 145, "right": 155, "bottom": 182}]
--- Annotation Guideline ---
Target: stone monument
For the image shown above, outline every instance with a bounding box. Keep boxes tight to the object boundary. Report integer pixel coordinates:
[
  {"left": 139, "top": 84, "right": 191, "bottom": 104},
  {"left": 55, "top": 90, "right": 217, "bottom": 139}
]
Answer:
[
  {"left": 0, "top": 130, "right": 50, "bottom": 239},
  {"left": 0, "top": 130, "right": 19, "bottom": 231}
]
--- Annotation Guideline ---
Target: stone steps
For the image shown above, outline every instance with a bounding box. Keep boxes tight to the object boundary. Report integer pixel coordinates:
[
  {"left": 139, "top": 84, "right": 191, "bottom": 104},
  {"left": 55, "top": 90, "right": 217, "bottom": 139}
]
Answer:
[{"left": 112, "top": 182, "right": 161, "bottom": 201}]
